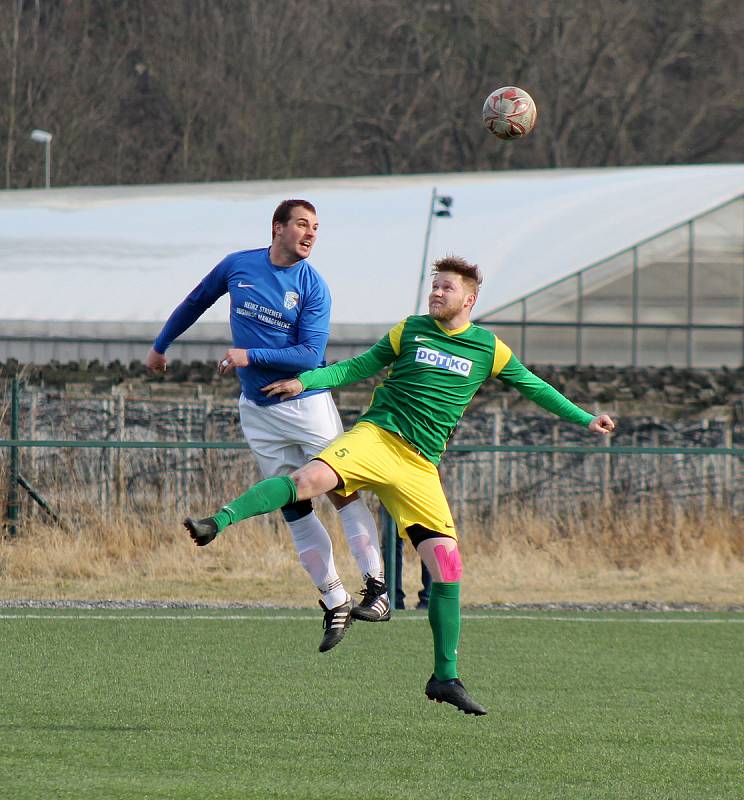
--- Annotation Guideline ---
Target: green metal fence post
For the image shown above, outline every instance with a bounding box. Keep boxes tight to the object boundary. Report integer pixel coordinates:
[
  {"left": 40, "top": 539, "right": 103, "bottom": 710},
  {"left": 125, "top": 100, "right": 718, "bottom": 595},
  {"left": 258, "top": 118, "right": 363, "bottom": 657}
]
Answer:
[
  {"left": 6, "top": 377, "right": 20, "bottom": 536},
  {"left": 381, "top": 506, "right": 396, "bottom": 611}
]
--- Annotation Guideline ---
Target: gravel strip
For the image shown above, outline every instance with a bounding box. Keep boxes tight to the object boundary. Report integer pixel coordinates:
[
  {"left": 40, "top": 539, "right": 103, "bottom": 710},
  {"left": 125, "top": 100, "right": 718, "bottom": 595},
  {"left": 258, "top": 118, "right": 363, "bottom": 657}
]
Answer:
[
  {"left": 472, "top": 601, "right": 744, "bottom": 613},
  {"left": 1, "top": 599, "right": 743, "bottom": 612}
]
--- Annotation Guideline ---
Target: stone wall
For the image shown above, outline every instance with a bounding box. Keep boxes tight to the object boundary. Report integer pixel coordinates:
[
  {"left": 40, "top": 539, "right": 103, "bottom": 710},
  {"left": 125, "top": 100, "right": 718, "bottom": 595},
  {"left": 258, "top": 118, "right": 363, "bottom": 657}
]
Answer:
[{"left": 4, "top": 360, "right": 744, "bottom": 421}]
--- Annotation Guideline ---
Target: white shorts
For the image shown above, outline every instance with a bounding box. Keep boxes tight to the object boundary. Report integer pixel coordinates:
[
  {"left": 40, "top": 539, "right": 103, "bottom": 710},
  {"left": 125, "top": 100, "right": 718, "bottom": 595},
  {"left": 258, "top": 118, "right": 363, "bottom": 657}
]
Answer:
[{"left": 239, "top": 391, "right": 345, "bottom": 479}]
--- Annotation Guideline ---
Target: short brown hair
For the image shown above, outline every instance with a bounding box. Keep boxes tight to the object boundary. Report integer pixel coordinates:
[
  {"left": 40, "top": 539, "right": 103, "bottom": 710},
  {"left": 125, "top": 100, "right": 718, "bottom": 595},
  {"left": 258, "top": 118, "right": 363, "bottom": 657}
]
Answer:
[
  {"left": 432, "top": 255, "right": 483, "bottom": 294},
  {"left": 271, "top": 199, "right": 317, "bottom": 238}
]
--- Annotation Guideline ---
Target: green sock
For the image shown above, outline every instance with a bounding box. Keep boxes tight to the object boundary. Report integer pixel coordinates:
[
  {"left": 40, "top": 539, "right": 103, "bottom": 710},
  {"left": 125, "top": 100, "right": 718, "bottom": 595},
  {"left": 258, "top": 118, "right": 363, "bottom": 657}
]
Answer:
[
  {"left": 212, "top": 475, "right": 297, "bottom": 532},
  {"left": 428, "top": 581, "right": 461, "bottom": 681}
]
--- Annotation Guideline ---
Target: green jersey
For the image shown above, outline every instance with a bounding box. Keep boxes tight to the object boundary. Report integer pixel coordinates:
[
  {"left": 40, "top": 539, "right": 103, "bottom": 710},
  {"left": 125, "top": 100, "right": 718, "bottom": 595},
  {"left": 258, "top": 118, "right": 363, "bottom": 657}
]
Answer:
[{"left": 299, "top": 314, "right": 593, "bottom": 465}]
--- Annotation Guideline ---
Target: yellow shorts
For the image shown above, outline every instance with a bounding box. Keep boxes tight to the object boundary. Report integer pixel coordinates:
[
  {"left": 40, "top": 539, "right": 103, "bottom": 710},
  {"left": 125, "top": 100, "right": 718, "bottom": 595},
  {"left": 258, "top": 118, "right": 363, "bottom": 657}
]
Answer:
[{"left": 316, "top": 422, "right": 457, "bottom": 541}]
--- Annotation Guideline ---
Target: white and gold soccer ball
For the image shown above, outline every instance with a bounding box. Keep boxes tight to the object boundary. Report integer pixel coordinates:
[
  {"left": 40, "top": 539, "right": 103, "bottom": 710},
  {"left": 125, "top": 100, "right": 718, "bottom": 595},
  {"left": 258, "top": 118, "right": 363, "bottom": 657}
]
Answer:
[{"left": 482, "top": 86, "right": 537, "bottom": 140}]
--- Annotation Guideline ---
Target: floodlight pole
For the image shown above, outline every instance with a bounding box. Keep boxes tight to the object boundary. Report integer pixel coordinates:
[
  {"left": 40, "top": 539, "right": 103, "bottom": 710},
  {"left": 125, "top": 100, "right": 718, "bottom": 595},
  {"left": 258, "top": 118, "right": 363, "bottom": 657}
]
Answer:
[
  {"left": 415, "top": 188, "right": 437, "bottom": 315},
  {"left": 45, "top": 139, "right": 51, "bottom": 188},
  {"left": 30, "top": 129, "right": 53, "bottom": 189},
  {"left": 414, "top": 187, "right": 453, "bottom": 314}
]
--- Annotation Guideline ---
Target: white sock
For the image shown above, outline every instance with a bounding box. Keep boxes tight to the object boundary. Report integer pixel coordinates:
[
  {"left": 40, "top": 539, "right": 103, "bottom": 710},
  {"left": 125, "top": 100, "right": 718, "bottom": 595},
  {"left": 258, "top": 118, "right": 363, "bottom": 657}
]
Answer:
[
  {"left": 337, "top": 499, "right": 384, "bottom": 584},
  {"left": 287, "top": 512, "right": 347, "bottom": 608}
]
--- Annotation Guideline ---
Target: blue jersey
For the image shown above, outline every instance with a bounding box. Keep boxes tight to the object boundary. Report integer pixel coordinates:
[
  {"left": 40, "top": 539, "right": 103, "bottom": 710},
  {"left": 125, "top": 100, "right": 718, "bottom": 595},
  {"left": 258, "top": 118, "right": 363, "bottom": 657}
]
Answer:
[{"left": 153, "top": 247, "right": 331, "bottom": 405}]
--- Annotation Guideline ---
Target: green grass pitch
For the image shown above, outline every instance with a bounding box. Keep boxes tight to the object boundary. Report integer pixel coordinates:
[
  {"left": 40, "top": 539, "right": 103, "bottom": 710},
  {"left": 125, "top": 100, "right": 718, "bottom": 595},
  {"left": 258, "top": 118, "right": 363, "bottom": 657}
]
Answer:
[{"left": 1, "top": 608, "right": 743, "bottom": 800}]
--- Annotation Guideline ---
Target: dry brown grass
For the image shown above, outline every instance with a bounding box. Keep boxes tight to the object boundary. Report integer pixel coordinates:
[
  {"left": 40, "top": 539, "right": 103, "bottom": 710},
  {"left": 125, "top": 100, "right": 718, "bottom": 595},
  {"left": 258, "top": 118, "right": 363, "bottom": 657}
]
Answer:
[
  {"left": 463, "top": 502, "right": 744, "bottom": 606},
  {"left": 1, "top": 496, "right": 743, "bottom": 606}
]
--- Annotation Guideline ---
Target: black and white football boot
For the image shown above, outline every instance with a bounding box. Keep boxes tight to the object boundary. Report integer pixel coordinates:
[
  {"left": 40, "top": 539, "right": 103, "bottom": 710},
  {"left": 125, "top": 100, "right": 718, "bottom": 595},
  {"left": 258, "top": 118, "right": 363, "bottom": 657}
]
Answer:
[
  {"left": 318, "top": 595, "right": 354, "bottom": 652},
  {"left": 351, "top": 577, "right": 392, "bottom": 622},
  {"left": 425, "top": 674, "right": 487, "bottom": 716}
]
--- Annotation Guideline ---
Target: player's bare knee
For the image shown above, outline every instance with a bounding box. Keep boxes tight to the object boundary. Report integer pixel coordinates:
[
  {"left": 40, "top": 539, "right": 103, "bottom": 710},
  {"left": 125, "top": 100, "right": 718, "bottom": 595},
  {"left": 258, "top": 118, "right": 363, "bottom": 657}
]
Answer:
[
  {"left": 290, "top": 470, "right": 315, "bottom": 500},
  {"left": 433, "top": 544, "right": 462, "bottom": 582},
  {"left": 417, "top": 537, "right": 462, "bottom": 582},
  {"left": 290, "top": 459, "right": 339, "bottom": 500}
]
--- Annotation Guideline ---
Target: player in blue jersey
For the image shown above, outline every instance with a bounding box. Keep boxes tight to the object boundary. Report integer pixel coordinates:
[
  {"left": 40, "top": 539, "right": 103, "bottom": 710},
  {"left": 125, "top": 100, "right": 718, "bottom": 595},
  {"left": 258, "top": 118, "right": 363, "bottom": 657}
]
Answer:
[{"left": 145, "top": 199, "right": 388, "bottom": 651}]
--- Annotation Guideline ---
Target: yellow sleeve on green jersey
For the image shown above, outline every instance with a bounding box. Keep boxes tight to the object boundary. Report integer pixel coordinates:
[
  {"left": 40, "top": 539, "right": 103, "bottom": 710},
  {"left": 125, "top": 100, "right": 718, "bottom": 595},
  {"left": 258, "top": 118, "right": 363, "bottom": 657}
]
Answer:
[
  {"left": 490, "top": 336, "right": 513, "bottom": 377},
  {"left": 388, "top": 319, "right": 407, "bottom": 356}
]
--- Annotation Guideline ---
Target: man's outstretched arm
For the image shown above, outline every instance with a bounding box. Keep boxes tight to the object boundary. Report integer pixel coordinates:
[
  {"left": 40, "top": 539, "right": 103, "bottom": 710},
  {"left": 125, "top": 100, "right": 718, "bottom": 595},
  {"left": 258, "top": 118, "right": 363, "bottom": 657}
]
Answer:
[
  {"left": 496, "top": 353, "right": 615, "bottom": 434},
  {"left": 262, "top": 336, "right": 397, "bottom": 400}
]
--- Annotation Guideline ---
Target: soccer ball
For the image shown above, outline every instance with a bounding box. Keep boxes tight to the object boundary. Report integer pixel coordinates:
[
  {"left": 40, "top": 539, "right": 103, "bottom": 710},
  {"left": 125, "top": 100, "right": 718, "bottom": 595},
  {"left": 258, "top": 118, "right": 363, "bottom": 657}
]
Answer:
[{"left": 482, "top": 86, "right": 537, "bottom": 140}]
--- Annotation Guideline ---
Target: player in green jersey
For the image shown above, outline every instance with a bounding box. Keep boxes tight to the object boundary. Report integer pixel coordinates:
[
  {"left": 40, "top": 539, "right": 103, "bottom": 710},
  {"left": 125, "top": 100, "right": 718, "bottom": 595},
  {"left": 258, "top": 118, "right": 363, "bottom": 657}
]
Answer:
[{"left": 184, "top": 256, "right": 615, "bottom": 715}]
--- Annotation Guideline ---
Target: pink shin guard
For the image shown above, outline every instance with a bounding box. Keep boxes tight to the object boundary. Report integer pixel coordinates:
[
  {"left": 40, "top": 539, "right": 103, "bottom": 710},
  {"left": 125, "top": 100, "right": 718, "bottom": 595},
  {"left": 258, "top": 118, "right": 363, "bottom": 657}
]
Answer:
[{"left": 433, "top": 544, "right": 462, "bottom": 582}]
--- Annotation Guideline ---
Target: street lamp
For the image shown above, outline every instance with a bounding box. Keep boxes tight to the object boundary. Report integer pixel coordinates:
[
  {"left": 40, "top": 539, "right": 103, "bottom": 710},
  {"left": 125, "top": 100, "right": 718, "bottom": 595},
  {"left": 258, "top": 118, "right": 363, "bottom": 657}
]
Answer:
[
  {"left": 30, "top": 128, "right": 53, "bottom": 188},
  {"left": 414, "top": 187, "right": 453, "bottom": 314}
]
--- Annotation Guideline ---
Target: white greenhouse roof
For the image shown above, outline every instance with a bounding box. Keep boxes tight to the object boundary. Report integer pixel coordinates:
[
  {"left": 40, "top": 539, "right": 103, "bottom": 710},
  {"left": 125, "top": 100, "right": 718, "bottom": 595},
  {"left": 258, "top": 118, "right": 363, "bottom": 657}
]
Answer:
[{"left": 1, "top": 165, "right": 743, "bottom": 329}]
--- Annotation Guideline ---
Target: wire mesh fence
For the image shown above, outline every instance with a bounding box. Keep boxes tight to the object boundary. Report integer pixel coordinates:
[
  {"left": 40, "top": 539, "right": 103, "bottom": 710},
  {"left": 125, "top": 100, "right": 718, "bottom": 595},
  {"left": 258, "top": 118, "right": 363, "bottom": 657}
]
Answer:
[
  {"left": 441, "top": 409, "right": 743, "bottom": 520},
  {"left": 2, "top": 385, "right": 743, "bottom": 530}
]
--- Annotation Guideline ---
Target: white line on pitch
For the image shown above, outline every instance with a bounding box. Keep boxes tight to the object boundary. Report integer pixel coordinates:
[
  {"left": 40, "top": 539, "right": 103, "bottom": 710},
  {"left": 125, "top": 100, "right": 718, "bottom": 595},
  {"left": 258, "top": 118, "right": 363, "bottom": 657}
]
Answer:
[{"left": 0, "top": 613, "right": 742, "bottom": 623}]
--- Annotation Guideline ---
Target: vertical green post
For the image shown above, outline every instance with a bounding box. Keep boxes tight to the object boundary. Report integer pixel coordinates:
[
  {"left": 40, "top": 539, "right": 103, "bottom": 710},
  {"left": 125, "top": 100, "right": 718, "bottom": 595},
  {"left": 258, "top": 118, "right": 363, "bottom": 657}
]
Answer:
[
  {"left": 381, "top": 506, "right": 396, "bottom": 612},
  {"left": 6, "top": 377, "right": 20, "bottom": 537}
]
